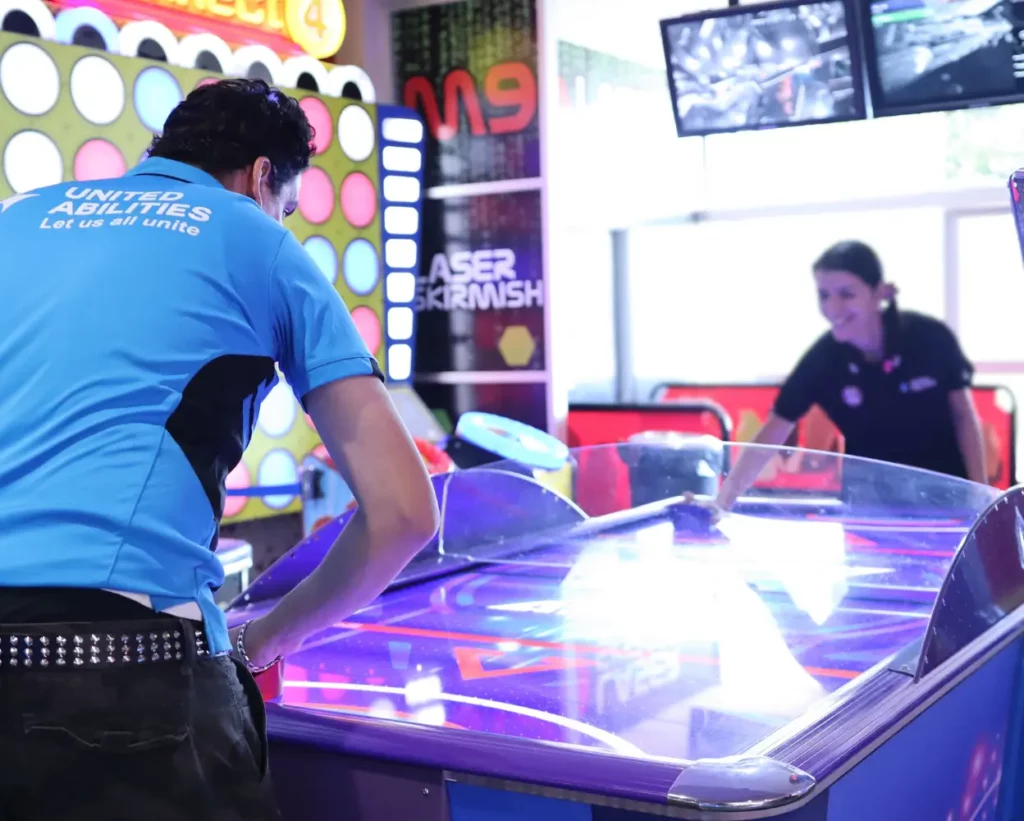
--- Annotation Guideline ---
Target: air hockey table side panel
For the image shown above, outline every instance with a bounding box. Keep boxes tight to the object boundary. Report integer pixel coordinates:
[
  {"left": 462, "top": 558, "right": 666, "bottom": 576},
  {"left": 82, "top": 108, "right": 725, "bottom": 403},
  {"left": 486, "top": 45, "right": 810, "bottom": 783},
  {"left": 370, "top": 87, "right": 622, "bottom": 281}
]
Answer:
[
  {"left": 1002, "top": 645, "right": 1024, "bottom": 821},
  {"left": 265, "top": 638, "right": 1024, "bottom": 821},
  {"left": 268, "top": 739, "right": 450, "bottom": 821},
  {"left": 442, "top": 781, "right": 833, "bottom": 821},
  {"left": 265, "top": 744, "right": 833, "bottom": 821},
  {"left": 822, "top": 636, "right": 1024, "bottom": 820}
]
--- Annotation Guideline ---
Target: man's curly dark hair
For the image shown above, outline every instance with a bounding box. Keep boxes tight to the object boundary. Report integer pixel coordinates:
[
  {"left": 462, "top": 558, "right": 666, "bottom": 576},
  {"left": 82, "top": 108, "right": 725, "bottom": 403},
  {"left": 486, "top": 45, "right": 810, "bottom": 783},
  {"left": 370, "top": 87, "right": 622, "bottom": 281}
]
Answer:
[{"left": 148, "top": 79, "right": 315, "bottom": 194}]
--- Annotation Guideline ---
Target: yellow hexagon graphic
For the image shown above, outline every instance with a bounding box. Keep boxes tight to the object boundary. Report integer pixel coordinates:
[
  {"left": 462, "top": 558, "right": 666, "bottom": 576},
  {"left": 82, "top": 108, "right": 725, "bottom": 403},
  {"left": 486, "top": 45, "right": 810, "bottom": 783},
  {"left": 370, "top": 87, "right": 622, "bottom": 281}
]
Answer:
[{"left": 497, "top": 325, "right": 536, "bottom": 367}]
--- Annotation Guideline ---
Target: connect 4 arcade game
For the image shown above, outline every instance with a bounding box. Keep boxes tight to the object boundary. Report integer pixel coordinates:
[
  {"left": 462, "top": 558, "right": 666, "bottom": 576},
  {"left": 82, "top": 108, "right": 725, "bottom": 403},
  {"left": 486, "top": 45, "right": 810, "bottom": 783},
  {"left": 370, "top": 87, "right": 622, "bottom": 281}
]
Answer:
[{"left": 0, "top": 0, "right": 428, "bottom": 531}]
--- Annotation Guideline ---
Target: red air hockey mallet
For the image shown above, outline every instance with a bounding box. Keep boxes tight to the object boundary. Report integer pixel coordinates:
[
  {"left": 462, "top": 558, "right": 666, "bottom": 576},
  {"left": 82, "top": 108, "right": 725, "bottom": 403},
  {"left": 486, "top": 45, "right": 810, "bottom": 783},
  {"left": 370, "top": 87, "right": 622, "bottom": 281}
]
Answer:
[
  {"left": 254, "top": 661, "right": 285, "bottom": 702},
  {"left": 235, "top": 620, "right": 286, "bottom": 702}
]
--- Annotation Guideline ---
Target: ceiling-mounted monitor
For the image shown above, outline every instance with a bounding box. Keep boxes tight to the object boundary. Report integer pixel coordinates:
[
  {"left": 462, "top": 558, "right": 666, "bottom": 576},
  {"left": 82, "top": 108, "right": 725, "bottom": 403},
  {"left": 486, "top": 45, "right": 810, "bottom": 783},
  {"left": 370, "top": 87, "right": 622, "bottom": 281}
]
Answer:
[
  {"left": 659, "top": 0, "right": 866, "bottom": 138},
  {"left": 864, "top": 0, "right": 1024, "bottom": 116}
]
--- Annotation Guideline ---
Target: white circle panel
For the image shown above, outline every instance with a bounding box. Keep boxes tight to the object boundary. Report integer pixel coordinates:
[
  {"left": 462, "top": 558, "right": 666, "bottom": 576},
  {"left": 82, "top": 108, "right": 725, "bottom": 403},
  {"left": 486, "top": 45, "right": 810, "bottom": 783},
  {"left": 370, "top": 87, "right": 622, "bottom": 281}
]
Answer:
[
  {"left": 338, "top": 104, "right": 375, "bottom": 163},
  {"left": 70, "top": 55, "right": 125, "bottom": 125},
  {"left": 4, "top": 131, "right": 63, "bottom": 194},
  {"left": 0, "top": 42, "right": 59, "bottom": 116},
  {"left": 257, "top": 380, "right": 298, "bottom": 438}
]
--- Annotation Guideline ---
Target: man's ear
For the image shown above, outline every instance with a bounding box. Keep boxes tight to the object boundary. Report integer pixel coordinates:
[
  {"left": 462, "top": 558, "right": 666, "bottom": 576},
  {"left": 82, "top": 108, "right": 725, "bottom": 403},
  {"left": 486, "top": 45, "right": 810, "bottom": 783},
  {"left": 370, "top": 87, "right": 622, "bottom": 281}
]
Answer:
[{"left": 249, "top": 157, "right": 272, "bottom": 199}]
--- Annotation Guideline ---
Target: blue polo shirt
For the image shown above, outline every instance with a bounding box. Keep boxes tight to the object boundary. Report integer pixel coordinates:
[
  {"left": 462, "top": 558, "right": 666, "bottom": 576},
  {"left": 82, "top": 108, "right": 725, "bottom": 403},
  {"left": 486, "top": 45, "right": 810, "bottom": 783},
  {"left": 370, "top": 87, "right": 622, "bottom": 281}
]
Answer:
[{"left": 0, "top": 158, "right": 382, "bottom": 653}]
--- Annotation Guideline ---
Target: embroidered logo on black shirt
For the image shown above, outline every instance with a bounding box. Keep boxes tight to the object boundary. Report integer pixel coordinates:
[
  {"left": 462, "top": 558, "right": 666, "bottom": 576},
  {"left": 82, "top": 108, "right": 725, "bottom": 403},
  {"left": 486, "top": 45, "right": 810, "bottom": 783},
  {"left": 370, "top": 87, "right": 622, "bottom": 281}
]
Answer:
[{"left": 842, "top": 385, "right": 863, "bottom": 407}]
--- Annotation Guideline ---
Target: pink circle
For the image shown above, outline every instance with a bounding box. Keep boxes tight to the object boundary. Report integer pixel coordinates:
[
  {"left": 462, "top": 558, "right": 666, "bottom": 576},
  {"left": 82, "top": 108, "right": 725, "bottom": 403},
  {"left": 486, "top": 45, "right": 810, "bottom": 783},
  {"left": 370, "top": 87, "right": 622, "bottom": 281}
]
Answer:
[
  {"left": 223, "top": 461, "right": 251, "bottom": 519},
  {"left": 300, "top": 96, "right": 333, "bottom": 156},
  {"left": 298, "top": 167, "right": 335, "bottom": 224},
  {"left": 73, "top": 140, "right": 127, "bottom": 182},
  {"left": 351, "top": 306, "right": 382, "bottom": 356},
  {"left": 340, "top": 172, "right": 377, "bottom": 229},
  {"left": 195, "top": 77, "right": 219, "bottom": 89}
]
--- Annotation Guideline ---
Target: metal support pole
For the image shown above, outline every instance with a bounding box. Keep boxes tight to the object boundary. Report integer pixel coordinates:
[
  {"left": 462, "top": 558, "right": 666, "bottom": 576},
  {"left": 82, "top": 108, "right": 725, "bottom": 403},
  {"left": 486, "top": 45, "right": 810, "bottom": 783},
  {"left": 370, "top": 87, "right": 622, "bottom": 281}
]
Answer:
[{"left": 611, "top": 228, "right": 634, "bottom": 403}]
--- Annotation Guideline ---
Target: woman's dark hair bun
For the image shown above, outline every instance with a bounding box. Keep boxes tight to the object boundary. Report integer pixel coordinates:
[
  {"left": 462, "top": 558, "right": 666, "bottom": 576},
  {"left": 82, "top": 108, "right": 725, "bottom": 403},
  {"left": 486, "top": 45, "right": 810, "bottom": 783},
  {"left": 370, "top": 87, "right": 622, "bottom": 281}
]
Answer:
[{"left": 813, "top": 240, "right": 883, "bottom": 288}]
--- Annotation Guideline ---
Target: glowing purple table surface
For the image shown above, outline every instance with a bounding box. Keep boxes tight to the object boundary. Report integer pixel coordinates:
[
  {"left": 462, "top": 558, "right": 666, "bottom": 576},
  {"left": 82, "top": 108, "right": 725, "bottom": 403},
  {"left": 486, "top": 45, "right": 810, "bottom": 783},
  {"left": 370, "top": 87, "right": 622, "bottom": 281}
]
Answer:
[{"left": 247, "top": 513, "right": 957, "bottom": 760}]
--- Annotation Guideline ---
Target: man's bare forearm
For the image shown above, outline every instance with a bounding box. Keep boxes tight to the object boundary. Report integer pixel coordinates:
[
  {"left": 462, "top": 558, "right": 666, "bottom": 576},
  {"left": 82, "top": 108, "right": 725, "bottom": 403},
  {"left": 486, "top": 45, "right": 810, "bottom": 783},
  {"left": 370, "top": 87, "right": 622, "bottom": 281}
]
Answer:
[{"left": 245, "top": 510, "right": 433, "bottom": 659}]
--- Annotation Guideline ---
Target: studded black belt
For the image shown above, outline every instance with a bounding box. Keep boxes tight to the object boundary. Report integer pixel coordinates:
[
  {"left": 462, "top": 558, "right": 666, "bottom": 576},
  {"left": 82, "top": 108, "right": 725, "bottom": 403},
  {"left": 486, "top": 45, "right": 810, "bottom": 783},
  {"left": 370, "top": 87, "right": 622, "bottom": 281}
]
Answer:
[{"left": 0, "top": 618, "right": 216, "bottom": 670}]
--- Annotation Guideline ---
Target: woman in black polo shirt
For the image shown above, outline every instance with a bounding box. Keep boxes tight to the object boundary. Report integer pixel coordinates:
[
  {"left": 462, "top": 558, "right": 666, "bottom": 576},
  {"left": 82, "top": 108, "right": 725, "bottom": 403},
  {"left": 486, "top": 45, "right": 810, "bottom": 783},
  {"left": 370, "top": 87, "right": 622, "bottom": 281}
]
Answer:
[{"left": 715, "top": 240, "right": 987, "bottom": 510}]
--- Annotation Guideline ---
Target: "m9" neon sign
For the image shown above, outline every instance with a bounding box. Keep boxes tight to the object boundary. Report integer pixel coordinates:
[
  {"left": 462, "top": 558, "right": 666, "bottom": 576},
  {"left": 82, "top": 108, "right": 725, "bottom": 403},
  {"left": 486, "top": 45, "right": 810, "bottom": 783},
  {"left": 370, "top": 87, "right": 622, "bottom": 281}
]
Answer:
[{"left": 403, "top": 61, "right": 537, "bottom": 141}]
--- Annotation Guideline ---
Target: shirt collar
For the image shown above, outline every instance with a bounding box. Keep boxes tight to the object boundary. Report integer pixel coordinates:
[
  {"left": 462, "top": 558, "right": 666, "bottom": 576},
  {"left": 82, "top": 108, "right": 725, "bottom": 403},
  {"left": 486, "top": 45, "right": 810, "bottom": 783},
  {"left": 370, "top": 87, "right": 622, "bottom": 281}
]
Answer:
[
  {"left": 125, "top": 157, "right": 225, "bottom": 190},
  {"left": 840, "top": 310, "right": 904, "bottom": 369}
]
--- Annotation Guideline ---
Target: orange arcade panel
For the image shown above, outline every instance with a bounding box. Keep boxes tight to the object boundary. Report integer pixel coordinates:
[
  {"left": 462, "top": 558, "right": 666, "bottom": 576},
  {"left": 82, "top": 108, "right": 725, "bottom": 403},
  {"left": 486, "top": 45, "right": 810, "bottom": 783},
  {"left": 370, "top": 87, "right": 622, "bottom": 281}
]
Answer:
[{"left": 0, "top": 32, "right": 427, "bottom": 523}]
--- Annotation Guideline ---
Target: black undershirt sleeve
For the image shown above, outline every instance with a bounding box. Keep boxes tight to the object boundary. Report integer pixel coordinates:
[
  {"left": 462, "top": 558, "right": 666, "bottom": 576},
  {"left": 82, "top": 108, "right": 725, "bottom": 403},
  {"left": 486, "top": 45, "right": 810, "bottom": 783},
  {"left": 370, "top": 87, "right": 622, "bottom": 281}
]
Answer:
[{"left": 774, "top": 340, "right": 827, "bottom": 423}]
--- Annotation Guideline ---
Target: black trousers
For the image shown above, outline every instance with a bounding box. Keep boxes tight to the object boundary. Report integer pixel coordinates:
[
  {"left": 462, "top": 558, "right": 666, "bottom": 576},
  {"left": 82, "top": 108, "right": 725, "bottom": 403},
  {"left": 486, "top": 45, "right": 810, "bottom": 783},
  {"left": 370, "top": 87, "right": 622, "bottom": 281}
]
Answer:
[{"left": 0, "top": 588, "right": 281, "bottom": 821}]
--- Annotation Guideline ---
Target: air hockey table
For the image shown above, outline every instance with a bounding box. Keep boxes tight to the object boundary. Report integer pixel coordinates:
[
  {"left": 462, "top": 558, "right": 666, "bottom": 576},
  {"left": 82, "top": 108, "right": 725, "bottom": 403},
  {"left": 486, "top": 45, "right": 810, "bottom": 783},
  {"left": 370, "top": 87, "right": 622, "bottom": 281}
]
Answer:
[{"left": 225, "top": 442, "right": 1024, "bottom": 820}]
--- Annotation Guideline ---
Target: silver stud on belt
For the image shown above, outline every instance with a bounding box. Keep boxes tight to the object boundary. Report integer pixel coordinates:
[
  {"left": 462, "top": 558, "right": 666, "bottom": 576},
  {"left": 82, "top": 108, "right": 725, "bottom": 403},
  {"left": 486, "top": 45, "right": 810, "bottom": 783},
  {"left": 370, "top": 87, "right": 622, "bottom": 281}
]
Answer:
[{"left": 0, "top": 627, "right": 208, "bottom": 669}]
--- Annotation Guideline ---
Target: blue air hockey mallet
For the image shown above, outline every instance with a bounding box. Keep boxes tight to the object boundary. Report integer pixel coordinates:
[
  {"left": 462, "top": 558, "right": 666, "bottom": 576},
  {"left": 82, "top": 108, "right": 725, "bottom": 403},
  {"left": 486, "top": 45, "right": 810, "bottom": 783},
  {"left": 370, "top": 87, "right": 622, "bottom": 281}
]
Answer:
[{"left": 674, "top": 491, "right": 726, "bottom": 536}]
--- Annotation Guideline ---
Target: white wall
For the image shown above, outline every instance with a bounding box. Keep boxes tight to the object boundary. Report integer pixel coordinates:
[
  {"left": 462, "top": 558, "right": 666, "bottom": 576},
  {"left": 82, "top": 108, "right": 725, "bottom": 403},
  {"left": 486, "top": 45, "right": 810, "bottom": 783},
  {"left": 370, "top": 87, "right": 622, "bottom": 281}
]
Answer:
[
  {"left": 611, "top": 102, "right": 1024, "bottom": 394},
  {"left": 627, "top": 206, "right": 948, "bottom": 392},
  {"left": 551, "top": 0, "right": 725, "bottom": 68},
  {"left": 550, "top": 227, "right": 616, "bottom": 402}
]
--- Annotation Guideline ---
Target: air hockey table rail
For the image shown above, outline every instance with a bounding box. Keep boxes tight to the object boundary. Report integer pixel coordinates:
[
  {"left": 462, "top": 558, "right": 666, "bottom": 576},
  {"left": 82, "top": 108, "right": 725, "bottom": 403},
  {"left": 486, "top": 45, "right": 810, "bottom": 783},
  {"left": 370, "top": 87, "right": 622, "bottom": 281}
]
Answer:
[{"left": 226, "top": 442, "right": 1024, "bottom": 819}]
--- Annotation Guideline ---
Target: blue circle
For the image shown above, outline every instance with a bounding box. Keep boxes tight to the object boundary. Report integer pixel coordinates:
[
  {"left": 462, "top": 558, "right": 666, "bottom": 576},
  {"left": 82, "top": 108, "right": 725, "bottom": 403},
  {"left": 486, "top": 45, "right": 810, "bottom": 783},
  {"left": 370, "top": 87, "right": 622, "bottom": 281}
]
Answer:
[
  {"left": 257, "top": 449, "right": 298, "bottom": 510},
  {"left": 304, "top": 236, "right": 338, "bottom": 284},
  {"left": 343, "top": 239, "right": 380, "bottom": 296},
  {"left": 133, "top": 67, "right": 182, "bottom": 133}
]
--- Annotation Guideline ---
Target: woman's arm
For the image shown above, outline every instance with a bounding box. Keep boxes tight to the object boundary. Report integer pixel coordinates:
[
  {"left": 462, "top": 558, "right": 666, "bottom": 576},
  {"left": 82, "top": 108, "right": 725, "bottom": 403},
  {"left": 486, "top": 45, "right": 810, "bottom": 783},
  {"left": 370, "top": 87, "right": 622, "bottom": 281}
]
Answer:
[
  {"left": 717, "top": 413, "right": 797, "bottom": 509},
  {"left": 713, "top": 335, "right": 826, "bottom": 510},
  {"left": 949, "top": 388, "right": 988, "bottom": 485}
]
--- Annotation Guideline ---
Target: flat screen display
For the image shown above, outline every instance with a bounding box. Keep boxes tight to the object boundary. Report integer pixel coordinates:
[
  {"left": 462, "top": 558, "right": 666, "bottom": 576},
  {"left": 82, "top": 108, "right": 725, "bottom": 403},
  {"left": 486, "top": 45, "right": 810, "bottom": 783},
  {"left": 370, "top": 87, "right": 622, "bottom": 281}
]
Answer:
[
  {"left": 660, "top": 0, "right": 865, "bottom": 137},
  {"left": 866, "top": 0, "right": 1024, "bottom": 115}
]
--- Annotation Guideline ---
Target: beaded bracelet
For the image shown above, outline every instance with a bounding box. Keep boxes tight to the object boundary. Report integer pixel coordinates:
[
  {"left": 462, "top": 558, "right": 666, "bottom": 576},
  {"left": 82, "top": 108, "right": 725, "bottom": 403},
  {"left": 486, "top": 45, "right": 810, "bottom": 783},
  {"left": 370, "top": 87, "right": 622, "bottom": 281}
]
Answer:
[{"left": 234, "top": 619, "right": 283, "bottom": 675}]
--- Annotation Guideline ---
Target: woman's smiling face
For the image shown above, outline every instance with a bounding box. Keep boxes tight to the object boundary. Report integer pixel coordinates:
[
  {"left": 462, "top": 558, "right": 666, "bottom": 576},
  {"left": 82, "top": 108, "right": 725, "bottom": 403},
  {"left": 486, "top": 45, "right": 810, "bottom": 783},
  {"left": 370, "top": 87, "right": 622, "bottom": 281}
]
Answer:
[{"left": 814, "top": 268, "right": 884, "bottom": 346}]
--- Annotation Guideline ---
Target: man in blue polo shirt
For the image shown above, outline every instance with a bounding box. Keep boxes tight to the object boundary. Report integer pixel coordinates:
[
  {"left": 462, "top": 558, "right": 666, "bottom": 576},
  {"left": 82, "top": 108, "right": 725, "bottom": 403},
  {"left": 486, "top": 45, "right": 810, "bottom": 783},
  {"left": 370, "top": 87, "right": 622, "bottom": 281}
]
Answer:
[{"left": 0, "top": 79, "right": 439, "bottom": 818}]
